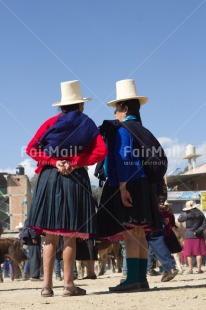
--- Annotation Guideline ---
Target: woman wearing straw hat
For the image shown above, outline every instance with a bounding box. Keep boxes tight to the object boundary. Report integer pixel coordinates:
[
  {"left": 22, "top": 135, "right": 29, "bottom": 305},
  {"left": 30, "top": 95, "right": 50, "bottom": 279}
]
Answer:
[
  {"left": 26, "top": 80, "right": 107, "bottom": 297},
  {"left": 97, "top": 79, "right": 163, "bottom": 292},
  {"left": 178, "top": 200, "right": 206, "bottom": 274}
]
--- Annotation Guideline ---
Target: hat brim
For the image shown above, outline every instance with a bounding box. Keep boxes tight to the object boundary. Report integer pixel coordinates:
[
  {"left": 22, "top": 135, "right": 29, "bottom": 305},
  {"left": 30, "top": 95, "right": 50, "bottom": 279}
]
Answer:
[
  {"left": 52, "top": 97, "right": 92, "bottom": 106},
  {"left": 182, "top": 204, "right": 199, "bottom": 211},
  {"left": 107, "top": 96, "right": 148, "bottom": 107}
]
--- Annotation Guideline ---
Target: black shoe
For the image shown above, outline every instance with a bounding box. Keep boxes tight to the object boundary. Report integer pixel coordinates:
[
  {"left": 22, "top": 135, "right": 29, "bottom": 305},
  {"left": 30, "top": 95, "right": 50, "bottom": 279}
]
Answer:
[
  {"left": 140, "top": 280, "right": 150, "bottom": 290},
  {"left": 30, "top": 277, "right": 41, "bottom": 281},
  {"left": 109, "top": 281, "right": 150, "bottom": 292},
  {"left": 148, "top": 269, "right": 160, "bottom": 276},
  {"left": 82, "top": 274, "right": 97, "bottom": 280},
  {"left": 0, "top": 274, "right": 3, "bottom": 283}
]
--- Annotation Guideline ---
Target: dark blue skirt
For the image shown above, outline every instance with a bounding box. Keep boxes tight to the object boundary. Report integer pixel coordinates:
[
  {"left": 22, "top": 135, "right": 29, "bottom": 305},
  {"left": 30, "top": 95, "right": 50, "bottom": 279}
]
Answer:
[
  {"left": 26, "top": 166, "right": 96, "bottom": 238},
  {"left": 97, "top": 178, "right": 162, "bottom": 241}
]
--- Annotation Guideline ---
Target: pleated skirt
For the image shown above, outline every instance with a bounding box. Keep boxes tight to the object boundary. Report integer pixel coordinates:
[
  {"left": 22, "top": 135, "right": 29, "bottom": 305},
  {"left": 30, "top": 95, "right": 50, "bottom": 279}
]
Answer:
[
  {"left": 76, "top": 239, "right": 98, "bottom": 260},
  {"left": 97, "top": 178, "right": 162, "bottom": 241},
  {"left": 27, "top": 166, "right": 96, "bottom": 239}
]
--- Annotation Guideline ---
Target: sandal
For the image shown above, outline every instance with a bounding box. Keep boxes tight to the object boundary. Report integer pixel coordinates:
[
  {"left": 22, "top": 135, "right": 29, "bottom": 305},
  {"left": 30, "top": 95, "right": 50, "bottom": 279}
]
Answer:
[
  {"left": 63, "top": 286, "right": 86, "bottom": 297},
  {"left": 41, "top": 287, "right": 54, "bottom": 297}
]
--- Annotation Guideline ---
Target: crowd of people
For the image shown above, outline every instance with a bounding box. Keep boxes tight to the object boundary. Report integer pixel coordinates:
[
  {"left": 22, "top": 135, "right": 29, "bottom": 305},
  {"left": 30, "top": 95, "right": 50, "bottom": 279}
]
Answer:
[{"left": 0, "top": 79, "right": 206, "bottom": 296}]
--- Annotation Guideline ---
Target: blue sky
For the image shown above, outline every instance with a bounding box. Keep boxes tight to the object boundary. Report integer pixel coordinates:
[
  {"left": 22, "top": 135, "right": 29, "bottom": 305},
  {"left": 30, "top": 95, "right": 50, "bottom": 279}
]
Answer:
[{"left": 0, "top": 0, "right": 206, "bottom": 185}]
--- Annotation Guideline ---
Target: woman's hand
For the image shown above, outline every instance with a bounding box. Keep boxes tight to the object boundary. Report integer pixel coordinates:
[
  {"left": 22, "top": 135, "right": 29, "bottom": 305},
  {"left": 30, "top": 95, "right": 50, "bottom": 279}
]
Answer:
[
  {"left": 56, "top": 160, "right": 75, "bottom": 175},
  {"left": 56, "top": 160, "right": 65, "bottom": 174},
  {"left": 119, "top": 182, "right": 133, "bottom": 207}
]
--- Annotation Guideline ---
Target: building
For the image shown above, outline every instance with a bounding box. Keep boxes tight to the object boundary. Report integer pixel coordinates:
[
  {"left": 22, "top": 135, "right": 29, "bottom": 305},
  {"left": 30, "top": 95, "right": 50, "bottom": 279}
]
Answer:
[
  {"left": 0, "top": 166, "right": 32, "bottom": 231},
  {"left": 167, "top": 145, "right": 206, "bottom": 218}
]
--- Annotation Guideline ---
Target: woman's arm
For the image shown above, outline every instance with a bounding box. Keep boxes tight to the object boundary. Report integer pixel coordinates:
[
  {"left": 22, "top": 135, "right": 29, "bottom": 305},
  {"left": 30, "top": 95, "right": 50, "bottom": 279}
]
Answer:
[
  {"left": 26, "top": 115, "right": 60, "bottom": 167},
  {"left": 195, "top": 218, "right": 206, "bottom": 235},
  {"left": 177, "top": 212, "right": 188, "bottom": 222}
]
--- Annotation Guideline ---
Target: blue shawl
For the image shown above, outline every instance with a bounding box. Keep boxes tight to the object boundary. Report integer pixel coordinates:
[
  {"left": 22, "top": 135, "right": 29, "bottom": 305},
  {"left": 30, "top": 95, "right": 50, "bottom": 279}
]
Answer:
[{"left": 39, "top": 111, "right": 99, "bottom": 157}]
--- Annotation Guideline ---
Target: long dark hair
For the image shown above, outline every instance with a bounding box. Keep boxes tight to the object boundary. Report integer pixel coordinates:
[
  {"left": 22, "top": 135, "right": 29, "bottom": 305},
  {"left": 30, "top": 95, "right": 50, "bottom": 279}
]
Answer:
[
  {"left": 59, "top": 103, "right": 82, "bottom": 114},
  {"left": 117, "top": 99, "right": 142, "bottom": 124}
]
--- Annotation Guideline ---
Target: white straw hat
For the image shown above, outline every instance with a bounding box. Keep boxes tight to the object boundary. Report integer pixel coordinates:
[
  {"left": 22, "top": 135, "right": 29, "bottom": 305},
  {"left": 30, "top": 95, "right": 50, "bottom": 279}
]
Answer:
[
  {"left": 182, "top": 200, "right": 200, "bottom": 211},
  {"left": 107, "top": 79, "right": 148, "bottom": 107},
  {"left": 15, "top": 222, "right": 24, "bottom": 229},
  {"left": 52, "top": 80, "right": 92, "bottom": 106}
]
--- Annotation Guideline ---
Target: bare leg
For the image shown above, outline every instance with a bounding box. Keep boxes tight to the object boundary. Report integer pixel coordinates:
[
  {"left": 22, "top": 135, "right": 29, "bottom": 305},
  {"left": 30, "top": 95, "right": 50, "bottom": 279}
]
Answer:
[
  {"left": 63, "top": 236, "right": 76, "bottom": 289},
  {"left": 138, "top": 227, "right": 148, "bottom": 259},
  {"left": 86, "top": 260, "right": 96, "bottom": 277},
  {"left": 124, "top": 227, "right": 147, "bottom": 258},
  {"left": 173, "top": 253, "right": 183, "bottom": 273},
  {"left": 187, "top": 255, "right": 193, "bottom": 272},
  {"left": 43, "top": 234, "right": 59, "bottom": 289},
  {"left": 196, "top": 255, "right": 202, "bottom": 270}
]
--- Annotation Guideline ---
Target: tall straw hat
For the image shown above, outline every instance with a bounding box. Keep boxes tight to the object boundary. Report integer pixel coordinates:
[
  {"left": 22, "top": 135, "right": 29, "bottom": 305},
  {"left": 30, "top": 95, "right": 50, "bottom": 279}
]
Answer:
[
  {"left": 107, "top": 79, "right": 148, "bottom": 107},
  {"left": 15, "top": 222, "right": 24, "bottom": 229},
  {"left": 182, "top": 200, "right": 200, "bottom": 211},
  {"left": 52, "top": 80, "right": 92, "bottom": 106}
]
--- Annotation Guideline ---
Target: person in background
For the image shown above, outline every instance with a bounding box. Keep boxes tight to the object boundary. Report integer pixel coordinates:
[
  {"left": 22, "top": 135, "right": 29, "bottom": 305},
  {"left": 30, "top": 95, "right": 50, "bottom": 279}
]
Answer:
[
  {"left": 23, "top": 248, "right": 30, "bottom": 280},
  {"left": 0, "top": 221, "right": 4, "bottom": 282},
  {"left": 25, "top": 80, "right": 107, "bottom": 297},
  {"left": 178, "top": 200, "right": 206, "bottom": 274},
  {"left": 76, "top": 239, "right": 98, "bottom": 279},
  {"left": 20, "top": 223, "right": 42, "bottom": 281},
  {"left": 28, "top": 230, "right": 42, "bottom": 281},
  {"left": 54, "top": 236, "right": 64, "bottom": 281},
  {"left": 145, "top": 191, "right": 179, "bottom": 282},
  {"left": 15, "top": 222, "right": 24, "bottom": 239},
  {"left": 147, "top": 246, "right": 159, "bottom": 276},
  {"left": 120, "top": 240, "right": 127, "bottom": 277},
  {"left": 160, "top": 200, "right": 183, "bottom": 274}
]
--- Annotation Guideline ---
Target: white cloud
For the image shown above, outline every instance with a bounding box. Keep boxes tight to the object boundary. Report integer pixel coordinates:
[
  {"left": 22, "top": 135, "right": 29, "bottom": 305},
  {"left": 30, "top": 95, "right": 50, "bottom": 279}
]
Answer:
[
  {"left": 158, "top": 138, "right": 206, "bottom": 174},
  {"left": 161, "top": 138, "right": 186, "bottom": 174},
  {"left": 158, "top": 137, "right": 174, "bottom": 146},
  {"left": 19, "top": 159, "right": 36, "bottom": 179},
  {"left": 0, "top": 159, "right": 36, "bottom": 179},
  {"left": 0, "top": 167, "right": 16, "bottom": 175}
]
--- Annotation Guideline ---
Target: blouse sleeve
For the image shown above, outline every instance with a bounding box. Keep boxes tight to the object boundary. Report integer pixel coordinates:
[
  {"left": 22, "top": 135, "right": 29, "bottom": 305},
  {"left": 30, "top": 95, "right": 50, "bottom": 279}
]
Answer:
[
  {"left": 177, "top": 212, "right": 188, "bottom": 222},
  {"left": 26, "top": 115, "right": 60, "bottom": 168},
  {"left": 114, "top": 127, "right": 144, "bottom": 182}
]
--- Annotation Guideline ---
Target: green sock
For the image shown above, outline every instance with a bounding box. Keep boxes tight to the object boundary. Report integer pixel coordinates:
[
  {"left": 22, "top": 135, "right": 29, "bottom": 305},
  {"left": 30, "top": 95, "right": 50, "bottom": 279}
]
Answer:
[
  {"left": 138, "top": 258, "right": 148, "bottom": 282},
  {"left": 120, "top": 258, "right": 139, "bottom": 285}
]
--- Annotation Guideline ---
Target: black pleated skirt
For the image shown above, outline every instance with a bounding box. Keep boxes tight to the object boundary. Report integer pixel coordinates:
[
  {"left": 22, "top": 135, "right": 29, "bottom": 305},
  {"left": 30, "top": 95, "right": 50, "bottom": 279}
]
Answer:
[
  {"left": 76, "top": 239, "right": 98, "bottom": 260},
  {"left": 97, "top": 178, "right": 162, "bottom": 241},
  {"left": 26, "top": 166, "right": 96, "bottom": 238}
]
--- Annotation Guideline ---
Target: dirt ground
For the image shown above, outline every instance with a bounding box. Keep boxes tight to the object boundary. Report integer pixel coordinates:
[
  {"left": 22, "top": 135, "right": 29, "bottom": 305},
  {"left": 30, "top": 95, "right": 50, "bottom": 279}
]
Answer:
[{"left": 0, "top": 266, "right": 206, "bottom": 310}]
